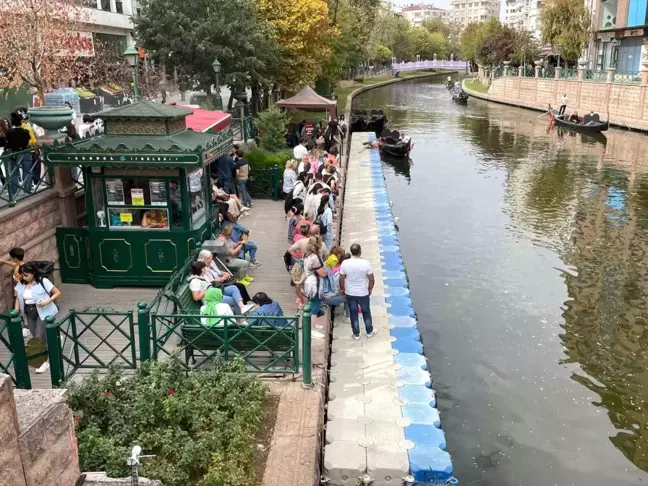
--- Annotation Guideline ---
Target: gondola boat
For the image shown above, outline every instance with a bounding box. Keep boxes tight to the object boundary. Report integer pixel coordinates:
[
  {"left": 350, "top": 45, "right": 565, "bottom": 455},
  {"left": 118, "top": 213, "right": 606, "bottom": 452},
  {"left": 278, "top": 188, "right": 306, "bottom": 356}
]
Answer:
[
  {"left": 548, "top": 104, "right": 609, "bottom": 133},
  {"left": 379, "top": 129, "right": 412, "bottom": 157},
  {"left": 367, "top": 109, "right": 387, "bottom": 132},
  {"left": 350, "top": 109, "right": 368, "bottom": 132},
  {"left": 452, "top": 91, "right": 469, "bottom": 103}
]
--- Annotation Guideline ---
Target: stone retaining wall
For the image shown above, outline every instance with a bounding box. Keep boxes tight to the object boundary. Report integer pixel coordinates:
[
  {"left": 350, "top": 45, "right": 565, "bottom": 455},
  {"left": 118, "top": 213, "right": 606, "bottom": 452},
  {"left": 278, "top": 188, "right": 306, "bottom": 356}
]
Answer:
[{"left": 473, "top": 73, "right": 648, "bottom": 132}]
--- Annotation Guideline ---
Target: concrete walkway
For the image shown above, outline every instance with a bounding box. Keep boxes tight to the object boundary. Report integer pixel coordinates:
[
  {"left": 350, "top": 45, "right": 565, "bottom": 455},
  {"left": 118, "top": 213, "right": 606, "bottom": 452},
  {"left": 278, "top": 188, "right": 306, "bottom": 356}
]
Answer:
[{"left": 323, "top": 134, "right": 454, "bottom": 485}]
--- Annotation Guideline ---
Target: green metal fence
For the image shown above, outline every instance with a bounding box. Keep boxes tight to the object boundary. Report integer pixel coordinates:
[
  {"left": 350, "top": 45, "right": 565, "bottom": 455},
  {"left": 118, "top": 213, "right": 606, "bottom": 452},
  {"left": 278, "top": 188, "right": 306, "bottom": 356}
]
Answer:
[
  {"left": 248, "top": 165, "right": 280, "bottom": 200},
  {"left": 0, "top": 148, "right": 54, "bottom": 208},
  {"left": 560, "top": 68, "right": 579, "bottom": 80},
  {"left": 146, "top": 313, "right": 300, "bottom": 374},
  {"left": 0, "top": 311, "right": 32, "bottom": 388},
  {"left": 45, "top": 309, "right": 137, "bottom": 387}
]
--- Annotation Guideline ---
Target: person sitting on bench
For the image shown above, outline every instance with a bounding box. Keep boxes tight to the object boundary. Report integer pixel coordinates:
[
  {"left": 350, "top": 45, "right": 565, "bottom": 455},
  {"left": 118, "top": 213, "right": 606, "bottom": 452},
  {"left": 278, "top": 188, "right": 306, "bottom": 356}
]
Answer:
[
  {"left": 189, "top": 261, "right": 255, "bottom": 315},
  {"left": 197, "top": 250, "right": 251, "bottom": 302},
  {"left": 247, "top": 292, "right": 288, "bottom": 327},
  {"left": 200, "top": 287, "right": 234, "bottom": 327}
]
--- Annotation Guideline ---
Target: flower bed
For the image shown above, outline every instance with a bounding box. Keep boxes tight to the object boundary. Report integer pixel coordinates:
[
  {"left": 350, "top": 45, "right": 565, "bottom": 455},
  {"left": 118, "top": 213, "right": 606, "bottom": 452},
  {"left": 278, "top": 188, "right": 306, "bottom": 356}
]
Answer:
[{"left": 68, "top": 358, "right": 267, "bottom": 486}]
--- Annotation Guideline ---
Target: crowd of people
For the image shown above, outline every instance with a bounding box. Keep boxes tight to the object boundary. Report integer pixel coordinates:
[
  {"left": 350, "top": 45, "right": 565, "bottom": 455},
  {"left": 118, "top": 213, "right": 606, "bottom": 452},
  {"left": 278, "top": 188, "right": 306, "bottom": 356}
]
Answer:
[{"left": 197, "top": 115, "right": 377, "bottom": 342}]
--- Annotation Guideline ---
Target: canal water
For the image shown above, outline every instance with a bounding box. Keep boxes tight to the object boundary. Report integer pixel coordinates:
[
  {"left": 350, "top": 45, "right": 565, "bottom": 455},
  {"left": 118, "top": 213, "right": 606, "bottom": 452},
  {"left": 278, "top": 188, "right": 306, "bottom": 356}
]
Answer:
[{"left": 353, "top": 77, "right": 648, "bottom": 486}]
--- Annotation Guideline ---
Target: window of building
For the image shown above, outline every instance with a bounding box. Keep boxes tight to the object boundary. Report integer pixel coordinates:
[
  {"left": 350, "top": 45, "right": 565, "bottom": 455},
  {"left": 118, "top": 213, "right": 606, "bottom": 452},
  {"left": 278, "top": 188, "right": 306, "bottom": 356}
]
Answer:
[
  {"left": 187, "top": 168, "right": 207, "bottom": 228},
  {"left": 599, "top": 0, "right": 617, "bottom": 29},
  {"left": 100, "top": 0, "right": 110, "bottom": 11},
  {"left": 627, "top": 0, "right": 647, "bottom": 27},
  {"left": 116, "top": 0, "right": 123, "bottom": 13}
]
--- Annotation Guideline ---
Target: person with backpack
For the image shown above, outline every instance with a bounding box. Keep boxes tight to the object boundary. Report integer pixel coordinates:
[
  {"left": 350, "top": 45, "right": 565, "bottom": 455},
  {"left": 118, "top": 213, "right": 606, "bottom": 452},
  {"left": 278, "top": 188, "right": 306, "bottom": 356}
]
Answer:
[
  {"left": 315, "top": 194, "right": 333, "bottom": 249},
  {"left": 14, "top": 261, "right": 62, "bottom": 373}
]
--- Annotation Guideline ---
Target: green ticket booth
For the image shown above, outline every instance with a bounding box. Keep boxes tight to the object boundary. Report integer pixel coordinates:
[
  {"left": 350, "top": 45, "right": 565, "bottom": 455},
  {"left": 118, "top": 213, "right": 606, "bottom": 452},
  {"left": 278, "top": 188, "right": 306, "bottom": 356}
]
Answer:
[{"left": 46, "top": 101, "right": 232, "bottom": 288}]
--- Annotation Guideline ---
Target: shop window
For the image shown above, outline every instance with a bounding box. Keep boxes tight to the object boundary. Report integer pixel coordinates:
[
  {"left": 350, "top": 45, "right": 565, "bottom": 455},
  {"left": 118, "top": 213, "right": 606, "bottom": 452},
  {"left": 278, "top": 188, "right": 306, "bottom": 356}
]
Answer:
[
  {"left": 108, "top": 208, "right": 169, "bottom": 229},
  {"left": 187, "top": 169, "right": 207, "bottom": 227}
]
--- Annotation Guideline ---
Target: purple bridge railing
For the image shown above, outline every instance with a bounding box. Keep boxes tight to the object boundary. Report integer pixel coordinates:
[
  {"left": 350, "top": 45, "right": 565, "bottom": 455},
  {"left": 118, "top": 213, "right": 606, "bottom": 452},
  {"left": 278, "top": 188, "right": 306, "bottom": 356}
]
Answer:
[{"left": 392, "top": 60, "right": 470, "bottom": 73}]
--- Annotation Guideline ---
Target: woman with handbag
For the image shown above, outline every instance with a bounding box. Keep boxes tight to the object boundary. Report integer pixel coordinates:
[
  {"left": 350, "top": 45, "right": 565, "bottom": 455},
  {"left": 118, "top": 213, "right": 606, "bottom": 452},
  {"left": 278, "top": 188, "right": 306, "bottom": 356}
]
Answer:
[
  {"left": 189, "top": 262, "right": 255, "bottom": 315},
  {"left": 14, "top": 262, "right": 61, "bottom": 374},
  {"left": 302, "top": 236, "right": 329, "bottom": 339},
  {"left": 197, "top": 250, "right": 251, "bottom": 303}
]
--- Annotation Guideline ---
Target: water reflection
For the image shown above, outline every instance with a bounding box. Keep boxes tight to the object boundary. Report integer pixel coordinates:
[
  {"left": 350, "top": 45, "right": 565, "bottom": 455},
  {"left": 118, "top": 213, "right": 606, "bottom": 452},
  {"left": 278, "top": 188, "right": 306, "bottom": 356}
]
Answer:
[{"left": 354, "top": 78, "right": 648, "bottom": 485}]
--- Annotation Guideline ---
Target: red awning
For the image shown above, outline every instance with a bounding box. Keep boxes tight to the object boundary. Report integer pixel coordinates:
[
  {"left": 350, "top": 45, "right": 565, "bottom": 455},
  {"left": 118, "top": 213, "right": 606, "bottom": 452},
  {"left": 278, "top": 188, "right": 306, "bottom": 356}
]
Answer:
[{"left": 167, "top": 103, "right": 232, "bottom": 133}]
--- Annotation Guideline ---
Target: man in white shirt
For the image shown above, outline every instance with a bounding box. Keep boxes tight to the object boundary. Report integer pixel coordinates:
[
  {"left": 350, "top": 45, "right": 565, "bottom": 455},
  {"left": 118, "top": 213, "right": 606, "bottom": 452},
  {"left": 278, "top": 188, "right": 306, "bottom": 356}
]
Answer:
[
  {"left": 339, "top": 243, "right": 376, "bottom": 340},
  {"left": 293, "top": 138, "right": 308, "bottom": 162},
  {"left": 558, "top": 93, "right": 568, "bottom": 116}
]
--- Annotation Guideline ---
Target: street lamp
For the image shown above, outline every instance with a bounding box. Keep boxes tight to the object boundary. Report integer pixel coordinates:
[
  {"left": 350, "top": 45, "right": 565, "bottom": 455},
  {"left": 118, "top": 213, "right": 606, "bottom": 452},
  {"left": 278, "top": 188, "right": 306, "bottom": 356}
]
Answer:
[
  {"left": 123, "top": 47, "right": 141, "bottom": 102},
  {"left": 212, "top": 58, "right": 223, "bottom": 110},
  {"left": 556, "top": 43, "right": 563, "bottom": 69}
]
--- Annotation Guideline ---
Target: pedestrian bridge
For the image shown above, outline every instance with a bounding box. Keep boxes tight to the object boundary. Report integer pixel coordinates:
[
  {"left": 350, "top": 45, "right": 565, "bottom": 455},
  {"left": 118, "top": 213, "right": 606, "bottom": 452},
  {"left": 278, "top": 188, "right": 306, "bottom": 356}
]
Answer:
[{"left": 393, "top": 60, "right": 469, "bottom": 75}]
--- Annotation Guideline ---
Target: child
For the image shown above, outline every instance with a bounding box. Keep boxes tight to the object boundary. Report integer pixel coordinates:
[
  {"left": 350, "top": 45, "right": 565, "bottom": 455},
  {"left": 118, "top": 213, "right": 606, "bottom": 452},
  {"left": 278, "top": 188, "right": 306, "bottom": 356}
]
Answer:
[
  {"left": 1, "top": 247, "right": 25, "bottom": 286},
  {"left": 1, "top": 247, "right": 29, "bottom": 338}
]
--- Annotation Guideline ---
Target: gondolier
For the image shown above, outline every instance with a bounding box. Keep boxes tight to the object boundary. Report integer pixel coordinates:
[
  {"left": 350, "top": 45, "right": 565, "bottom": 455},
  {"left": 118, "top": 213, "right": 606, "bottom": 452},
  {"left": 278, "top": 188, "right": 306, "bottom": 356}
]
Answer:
[{"left": 558, "top": 93, "right": 568, "bottom": 115}]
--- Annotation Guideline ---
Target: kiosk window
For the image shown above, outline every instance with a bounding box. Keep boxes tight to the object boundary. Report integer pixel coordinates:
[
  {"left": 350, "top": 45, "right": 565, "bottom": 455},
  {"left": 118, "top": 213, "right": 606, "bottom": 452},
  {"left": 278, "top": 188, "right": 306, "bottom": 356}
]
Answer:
[
  {"left": 108, "top": 208, "right": 169, "bottom": 229},
  {"left": 105, "top": 178, "right": 168, "bottom": 206},
  {"left": 169, "top": 179, "right": 183, "bottom": 228},
  {"left": 187, "top": 169, "right": 206, "bottom": 226}
]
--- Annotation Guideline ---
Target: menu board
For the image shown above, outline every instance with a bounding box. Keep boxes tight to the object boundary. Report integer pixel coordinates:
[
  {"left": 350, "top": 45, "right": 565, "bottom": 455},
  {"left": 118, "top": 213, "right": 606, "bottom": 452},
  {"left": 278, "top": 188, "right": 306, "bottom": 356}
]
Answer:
[
  {"left": 131, "top": 188, "right": 145, "bottom": 206},
  {"left": 106, "top": 179, "right": 124, "bottom": 205},
  {"left": 149, "top": 181, "right": 167, "bottom": 206}
]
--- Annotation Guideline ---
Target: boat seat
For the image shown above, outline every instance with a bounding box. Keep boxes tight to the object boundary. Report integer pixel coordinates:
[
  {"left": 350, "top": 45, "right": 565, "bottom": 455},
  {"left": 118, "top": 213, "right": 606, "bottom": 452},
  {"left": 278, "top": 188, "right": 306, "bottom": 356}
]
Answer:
[{"left": 583, "top": 113, "right": 601, "bottom": 123}]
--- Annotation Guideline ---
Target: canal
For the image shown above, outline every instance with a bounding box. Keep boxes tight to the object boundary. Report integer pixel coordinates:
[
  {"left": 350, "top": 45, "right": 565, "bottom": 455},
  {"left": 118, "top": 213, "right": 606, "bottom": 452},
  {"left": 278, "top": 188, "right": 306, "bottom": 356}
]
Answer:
[{"left": 353, "top": 77, "right": 648, "bottom": 485}]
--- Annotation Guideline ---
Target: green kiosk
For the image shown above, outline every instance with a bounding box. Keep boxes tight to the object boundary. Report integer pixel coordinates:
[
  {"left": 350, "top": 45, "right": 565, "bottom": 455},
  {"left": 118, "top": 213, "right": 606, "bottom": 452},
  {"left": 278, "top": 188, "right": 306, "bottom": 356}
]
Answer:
[{"left": 47, "top": 101, "right": 233, "bottom": 288}]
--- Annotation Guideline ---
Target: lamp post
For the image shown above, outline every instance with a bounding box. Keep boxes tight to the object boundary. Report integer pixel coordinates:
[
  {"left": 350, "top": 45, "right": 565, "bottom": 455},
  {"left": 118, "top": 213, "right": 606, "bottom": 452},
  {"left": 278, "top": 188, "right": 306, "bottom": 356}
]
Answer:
[
  {"left": 123, "top": 47, "right": 141, "bottom": 102},
  {"left": 212, "top": 58, "right": 223, "bottom": 110}
]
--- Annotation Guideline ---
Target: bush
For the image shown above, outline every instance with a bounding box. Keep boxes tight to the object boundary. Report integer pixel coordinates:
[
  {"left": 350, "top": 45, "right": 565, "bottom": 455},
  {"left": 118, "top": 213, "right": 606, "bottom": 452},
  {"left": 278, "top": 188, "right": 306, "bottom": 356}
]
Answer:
[
  {"left": 254, "top": 104, "right": 288, "bottom": 152},
  {"left": 244, "top": 146, "right": 292, "bottom": 170},
  {"left": 68, "top": 358, "right": 267, "bottom": 486}
]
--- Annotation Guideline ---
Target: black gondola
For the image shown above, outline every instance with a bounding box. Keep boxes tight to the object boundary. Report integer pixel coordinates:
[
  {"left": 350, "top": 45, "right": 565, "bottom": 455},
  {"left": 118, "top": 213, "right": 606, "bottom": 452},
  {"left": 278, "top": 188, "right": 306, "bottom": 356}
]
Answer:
[
  {"left": 452, "top": 91, "right": 469, "bottom": 103},
  {"left": 367, "top": 109, "right": 387, "bottom": 132},
  {"left": 351, "top": 109, "right": 368, "bottom": 132},
  {"left": 549, "top": 104, "right": 609, "bottom": 133},
  {"left": 379, "top": 129, "right": 412, "bottom": 157}
]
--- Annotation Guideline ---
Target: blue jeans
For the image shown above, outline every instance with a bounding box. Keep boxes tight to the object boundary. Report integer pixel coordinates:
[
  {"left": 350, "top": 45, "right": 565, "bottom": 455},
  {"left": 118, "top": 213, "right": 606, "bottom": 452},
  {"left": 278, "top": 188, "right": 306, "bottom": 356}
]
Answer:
[
  {"left": 222, "top": 285, "right": 243, "bottom": 314},
  {"left": 236, "top": 179, "right": 252, "bottom": 207},
  {"left": 222, "top": 221, "right": 249, "bottom": 242},
  {"left": 238, "top": 241, "right": 257, "bottom": 261},
  {"left": 8, "top": 153, "right": 34, "bottom": 199},
  {"left": 346, "top": 295, "right": 373, "bottom": 336}
]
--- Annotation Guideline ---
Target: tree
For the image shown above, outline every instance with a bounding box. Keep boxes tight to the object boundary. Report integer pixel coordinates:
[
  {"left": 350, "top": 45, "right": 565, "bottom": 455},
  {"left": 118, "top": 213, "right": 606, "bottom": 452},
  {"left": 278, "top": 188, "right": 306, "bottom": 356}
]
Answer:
[
  {"left": 541, "top": 0, "right": 590, "bottom": 61},
  {"left": 411, "top": 28, "right": 447, "bottom": 60},
  {"left": 511, "top": 30, "right": 540, "bottom": 66},
  {"left": 477, "top": 26, "right": 517, "bottom": 66},
  {"left": 421, "top": 18, "right": 450, "bottom": 38},
  {"left": 0, "top": 0, "right": 87, "bottom": 103},
  {"left": 135, "top": 0, "right": 279, "bottom": 95},
  {"left": 460, "top": 19, "right": 502, "bottom": 65},
  {"left": 259, "top": 0, "right": 337, "bottom": 91},
  {"left": 254, "top": 104, "right": 288, "bottom": 152}
]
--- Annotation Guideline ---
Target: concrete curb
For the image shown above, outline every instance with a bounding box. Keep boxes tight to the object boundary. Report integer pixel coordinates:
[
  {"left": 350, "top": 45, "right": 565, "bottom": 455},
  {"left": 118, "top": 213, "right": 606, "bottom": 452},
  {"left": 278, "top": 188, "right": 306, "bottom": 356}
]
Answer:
[{"left": 462, "top": 77, "right": 648, "bottom": 132}]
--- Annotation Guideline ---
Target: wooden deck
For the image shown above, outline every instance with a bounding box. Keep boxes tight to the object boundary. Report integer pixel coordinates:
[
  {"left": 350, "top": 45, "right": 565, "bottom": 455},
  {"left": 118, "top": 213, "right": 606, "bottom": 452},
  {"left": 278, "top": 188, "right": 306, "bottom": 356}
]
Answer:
[{"left": 1, "top": 198, "right": 297, "bottom": 388}]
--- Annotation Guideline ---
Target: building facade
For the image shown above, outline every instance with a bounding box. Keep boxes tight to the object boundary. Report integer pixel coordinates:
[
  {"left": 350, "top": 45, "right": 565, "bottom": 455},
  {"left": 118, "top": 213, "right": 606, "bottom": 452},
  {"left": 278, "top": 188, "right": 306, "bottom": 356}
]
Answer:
[
  {"left": 450, "top": 0, "right": 501, "bottom": 28},
  {"left": 401, "top": 4, "right": 451, "bottom": 25},
  {"left": 85, "top": 0, "right": 137, "bottom": 51},
  {"left": 590, "top": 0, "right": 648, "bottom": 73},
  {"left": 504, "top": 0, "right": 543, "bottom": 39}
]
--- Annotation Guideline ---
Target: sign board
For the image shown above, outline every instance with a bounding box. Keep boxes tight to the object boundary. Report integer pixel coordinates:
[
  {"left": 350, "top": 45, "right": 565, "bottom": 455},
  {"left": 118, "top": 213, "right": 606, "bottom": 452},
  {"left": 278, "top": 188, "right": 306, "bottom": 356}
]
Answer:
[
  {"left": 149, "top": 181, "right": 167, "bottom": 206},
  {"left": 131, "top": 189, "right": 145, "bottom": 206},
  {"left": 120, "top": 212, "right": 133, "bottom": 223},
  {"left": 106, "top": 180, "right": 125, "bottom": 205},
  {"left": 624, "top": 29, "right": 644, "bottom": 37}
]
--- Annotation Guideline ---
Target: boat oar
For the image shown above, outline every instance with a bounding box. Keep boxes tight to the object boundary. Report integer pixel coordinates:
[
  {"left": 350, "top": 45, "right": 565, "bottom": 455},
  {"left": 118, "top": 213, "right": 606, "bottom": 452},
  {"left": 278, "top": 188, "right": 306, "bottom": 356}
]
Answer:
[{"left": 529, "top": 109, "right": 553, "bottom": 122}]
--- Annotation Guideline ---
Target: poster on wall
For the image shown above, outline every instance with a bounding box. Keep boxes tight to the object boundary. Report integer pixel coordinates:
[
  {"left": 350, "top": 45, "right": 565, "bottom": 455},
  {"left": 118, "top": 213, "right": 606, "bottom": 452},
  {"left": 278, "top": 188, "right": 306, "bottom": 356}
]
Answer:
[
  {"left": 131, "top": 188, "right": 145, "bottom": 206},
  {"left": 149, "top": 181, "right": 167, "bottom": 206},
  {"left": 106, "top": 179, "right": 125, "bottom": 205}
]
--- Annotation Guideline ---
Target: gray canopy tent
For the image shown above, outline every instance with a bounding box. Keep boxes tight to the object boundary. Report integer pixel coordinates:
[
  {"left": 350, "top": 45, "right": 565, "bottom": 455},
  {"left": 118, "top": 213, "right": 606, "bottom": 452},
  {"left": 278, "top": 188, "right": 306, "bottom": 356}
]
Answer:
[{"left": 275, "top": 86, "right": 338, "bottom": 119}]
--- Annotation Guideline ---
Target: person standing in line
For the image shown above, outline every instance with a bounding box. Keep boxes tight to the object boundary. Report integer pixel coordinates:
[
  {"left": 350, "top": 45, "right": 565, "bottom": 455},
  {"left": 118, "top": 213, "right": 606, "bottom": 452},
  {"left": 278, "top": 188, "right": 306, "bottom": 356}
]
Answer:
[
  {"left": 558, "top": 93, "right": 568, "bottom": 116},
  {"left": 234, "top": 149, "right": 252, "bottom": 208},
  {"left": 215, "top": 152, "right": 236, "bottom": 195},
  {"left": 293, "top": 138, "right": 308, "bottom": 161},
  {"left": 339, "top": 243, "right": 376, "bottom": 341}
]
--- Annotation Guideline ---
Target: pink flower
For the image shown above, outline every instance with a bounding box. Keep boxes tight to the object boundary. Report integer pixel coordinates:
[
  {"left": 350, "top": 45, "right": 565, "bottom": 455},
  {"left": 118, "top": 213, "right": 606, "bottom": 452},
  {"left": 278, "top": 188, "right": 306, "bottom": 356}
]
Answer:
[
  {"left": 168, "top": 389, "right": 175, "bottom": 396},
  {"left": 104, "top": 392, "right": 111, "bottom": 398},
  {"left": 74, "top": 416, "right": 81, "bottom": 422}
]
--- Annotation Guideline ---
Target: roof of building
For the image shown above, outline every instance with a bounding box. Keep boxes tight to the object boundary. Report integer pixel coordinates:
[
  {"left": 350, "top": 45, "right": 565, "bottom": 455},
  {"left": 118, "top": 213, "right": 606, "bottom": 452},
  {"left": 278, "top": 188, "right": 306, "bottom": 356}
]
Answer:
[
  {"left": 95, "top": 100, "right": 193, "bottom": 120},
  {"left": 402, "top": 4, "right": 448, "bottom": 12}
]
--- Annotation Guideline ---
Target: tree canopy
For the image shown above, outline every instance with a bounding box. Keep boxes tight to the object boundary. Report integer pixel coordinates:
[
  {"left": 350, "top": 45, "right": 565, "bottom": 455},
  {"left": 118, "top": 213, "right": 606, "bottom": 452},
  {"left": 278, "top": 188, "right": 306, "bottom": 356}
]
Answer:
[
  {"left": 541, "top": 0, "right": 591, "bottom": 61},
  {"left": 135, "top": 0, "right": 279, "bottom": 93}
]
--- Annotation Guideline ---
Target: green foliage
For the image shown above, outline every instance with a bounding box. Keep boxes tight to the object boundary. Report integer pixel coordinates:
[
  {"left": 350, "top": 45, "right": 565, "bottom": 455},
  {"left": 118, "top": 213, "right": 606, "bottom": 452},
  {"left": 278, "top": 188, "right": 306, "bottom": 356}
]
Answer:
[
  {"left": 460, "top": 19, "right": 502, "bottom": 64},
  {"left": 477, "top": 25, "right": 517, "bottom": 66},
  {"left": 541, "top": 0, "right": 590, "bottom": 61},
  {"left": 245, "top": 146, "right": 292, "bottom": 169},
  {"left": 420, "top": 18, "right": 450, "bottom": 38},
  {"left": 135, "top": 0, "right": 281, "bottom": 92},
  {"left": 511, "top": 30, "right": 540, "bottom": 65},
  {"left": 410, "top": 28, "right": 447, "bottom": 61},
  {"left": 68, "top": 358, "right": 267, "bottom": 486},
  {"left": 255, "top": 104, "right": 289, "bottom": 152}
]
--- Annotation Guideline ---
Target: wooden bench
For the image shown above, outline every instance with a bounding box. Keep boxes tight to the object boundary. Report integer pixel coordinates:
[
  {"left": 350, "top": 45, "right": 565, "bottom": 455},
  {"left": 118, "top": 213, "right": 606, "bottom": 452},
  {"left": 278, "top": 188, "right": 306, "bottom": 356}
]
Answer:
[{"left": 171, "top": 280, "right": 299, "bottom": 373}]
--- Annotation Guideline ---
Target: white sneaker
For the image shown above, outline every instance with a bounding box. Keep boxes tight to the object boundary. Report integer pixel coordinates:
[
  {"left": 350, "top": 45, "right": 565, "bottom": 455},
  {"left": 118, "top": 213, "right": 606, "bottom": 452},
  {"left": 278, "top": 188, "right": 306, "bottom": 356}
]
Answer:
[
  {"left": 250, "top": 260, "right": 261, "bottom": 267},
  {"left": 367, "top": 329, "right": 378, "bottom": 339},
  {"left": 35, "top": 361, "right": 50, "bottom": 374},
  {"left": 241, "top": 206, "right": 251, "bottom": 212},
  {"left": 352, "top": 334, "right": 360, "bottom": 341},
  {"left": 240, "top": 303, "right": 256, "bottom": 315},
  {"left": 312, "top": 330, "right": 325, "bottom": 339},
  {"left": 22, "top": 328, "right": 31, "bottom": 338}
]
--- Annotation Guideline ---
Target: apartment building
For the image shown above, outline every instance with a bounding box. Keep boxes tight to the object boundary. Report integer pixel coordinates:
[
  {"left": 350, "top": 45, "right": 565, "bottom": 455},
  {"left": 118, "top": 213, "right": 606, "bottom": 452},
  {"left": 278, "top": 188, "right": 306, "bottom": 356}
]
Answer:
[
  {"left": 84, "top": 0, "right": 137, "bottom": 51},
  {"left": 504, "top": 0, "right": 543, "bottom": 38},
  {"left": 590, "top": 0, "right": 648, "bottom": 72},
  {"left": 401, "top": 4, "right": 451, "bottom": 25},
  {"left": 450, "top": 0, "right": 501, "bottom": 28}
]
